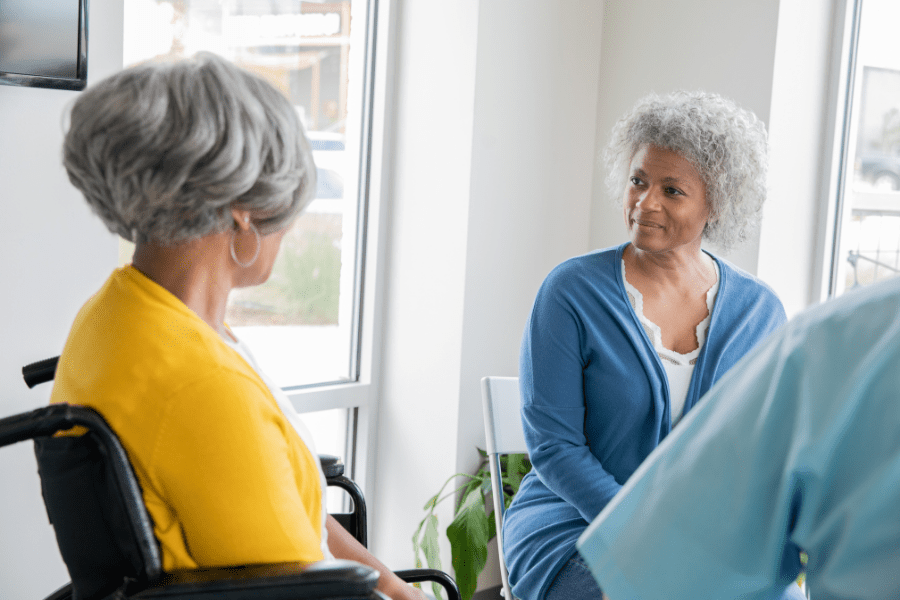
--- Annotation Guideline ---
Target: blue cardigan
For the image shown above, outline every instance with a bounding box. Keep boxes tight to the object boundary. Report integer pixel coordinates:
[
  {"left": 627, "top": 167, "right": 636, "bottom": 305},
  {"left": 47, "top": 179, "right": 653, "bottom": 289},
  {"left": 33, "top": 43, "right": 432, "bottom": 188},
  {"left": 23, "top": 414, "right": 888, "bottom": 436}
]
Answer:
[{"left": 503, "top": 244, "right": 787, "bottom": 600}]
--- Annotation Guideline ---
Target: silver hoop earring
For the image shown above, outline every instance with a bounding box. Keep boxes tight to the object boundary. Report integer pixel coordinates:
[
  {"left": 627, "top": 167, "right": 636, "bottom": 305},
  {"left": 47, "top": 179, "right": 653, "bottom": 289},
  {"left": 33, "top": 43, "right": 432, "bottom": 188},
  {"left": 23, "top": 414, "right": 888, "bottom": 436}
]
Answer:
[{"left": 230, "top": 222, "right": 261, "bottom": 268}]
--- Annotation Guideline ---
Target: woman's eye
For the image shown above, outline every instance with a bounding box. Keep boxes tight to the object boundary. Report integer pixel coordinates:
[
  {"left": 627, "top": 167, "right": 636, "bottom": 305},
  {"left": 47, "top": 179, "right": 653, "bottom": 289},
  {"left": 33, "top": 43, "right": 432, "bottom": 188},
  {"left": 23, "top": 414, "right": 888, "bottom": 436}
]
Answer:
[
  {"left": 665, "top": 187, "right": 683, "bottom": 196},
  {"left": 630, "top": 176, "right": 643, "bottom": 185}
]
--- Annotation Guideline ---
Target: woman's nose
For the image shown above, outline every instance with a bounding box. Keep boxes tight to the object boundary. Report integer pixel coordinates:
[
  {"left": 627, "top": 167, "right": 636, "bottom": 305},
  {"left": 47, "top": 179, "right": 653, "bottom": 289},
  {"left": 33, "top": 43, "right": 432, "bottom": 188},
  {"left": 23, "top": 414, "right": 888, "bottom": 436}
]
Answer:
[{"left": 636, "top": 187, "right": 661, "bottom": 210}]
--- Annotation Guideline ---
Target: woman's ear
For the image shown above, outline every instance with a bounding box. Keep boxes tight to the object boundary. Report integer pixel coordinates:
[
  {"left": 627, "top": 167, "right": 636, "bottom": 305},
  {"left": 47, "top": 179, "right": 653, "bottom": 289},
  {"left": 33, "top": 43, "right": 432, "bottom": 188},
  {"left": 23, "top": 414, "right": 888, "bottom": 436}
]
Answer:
[{"left": 231, "top": 208, "right": 252, "bottom": 231}]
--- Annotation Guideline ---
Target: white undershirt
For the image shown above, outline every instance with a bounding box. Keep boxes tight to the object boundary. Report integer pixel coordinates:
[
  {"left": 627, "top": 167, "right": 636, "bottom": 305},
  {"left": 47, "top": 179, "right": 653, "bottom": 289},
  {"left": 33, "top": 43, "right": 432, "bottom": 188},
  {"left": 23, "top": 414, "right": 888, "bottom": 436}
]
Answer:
[
  {"left": 223, "top": 334, "right": 334, "bottom": 561},
  {"left": 622, "top": 259, "right": 720, "bottom": 426}
]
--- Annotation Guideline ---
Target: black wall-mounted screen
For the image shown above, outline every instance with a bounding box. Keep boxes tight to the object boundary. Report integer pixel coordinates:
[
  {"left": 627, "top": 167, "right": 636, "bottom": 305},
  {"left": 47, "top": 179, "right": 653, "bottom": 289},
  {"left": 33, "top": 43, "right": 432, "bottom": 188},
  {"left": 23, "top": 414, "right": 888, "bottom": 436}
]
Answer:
[{"left": 0, "top": 0, "right": 88, "bottom": 91}]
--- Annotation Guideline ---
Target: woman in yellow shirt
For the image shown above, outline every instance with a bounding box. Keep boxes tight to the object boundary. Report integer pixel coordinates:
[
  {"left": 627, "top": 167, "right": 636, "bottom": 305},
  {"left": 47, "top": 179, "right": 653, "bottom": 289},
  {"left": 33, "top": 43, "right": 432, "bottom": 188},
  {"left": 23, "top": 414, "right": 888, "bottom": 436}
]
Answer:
[{"left": 53, "top": 52, "right": 424, "bottom": 600}]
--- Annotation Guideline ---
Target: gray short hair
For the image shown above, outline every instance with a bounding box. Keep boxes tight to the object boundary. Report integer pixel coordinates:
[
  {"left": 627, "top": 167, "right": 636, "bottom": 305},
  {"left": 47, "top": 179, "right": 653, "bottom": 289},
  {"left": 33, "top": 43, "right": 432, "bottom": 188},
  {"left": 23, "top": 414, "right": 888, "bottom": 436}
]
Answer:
[
  {"left": 604, "top": 91, "right": 768, "bottom": 252},
  {"left": 63, "top": 52, "right": 316, "bottom": 244}
]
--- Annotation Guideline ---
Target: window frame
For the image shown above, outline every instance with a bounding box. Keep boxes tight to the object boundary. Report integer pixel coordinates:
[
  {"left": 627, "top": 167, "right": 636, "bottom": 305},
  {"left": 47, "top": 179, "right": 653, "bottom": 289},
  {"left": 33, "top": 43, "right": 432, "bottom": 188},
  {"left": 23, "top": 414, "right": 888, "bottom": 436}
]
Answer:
[
  {"left": 282, "top": 0, "right": 392, "bottom": 495},
  {"left": 821, "top": 0, "right": 865, "bottom": 300}
]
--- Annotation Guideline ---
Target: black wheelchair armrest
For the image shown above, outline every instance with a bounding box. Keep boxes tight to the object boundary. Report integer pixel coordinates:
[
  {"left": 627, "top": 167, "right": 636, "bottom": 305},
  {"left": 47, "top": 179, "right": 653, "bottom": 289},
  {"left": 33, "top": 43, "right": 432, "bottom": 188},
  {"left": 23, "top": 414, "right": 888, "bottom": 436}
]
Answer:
[
  {"left": 22, "top": 355, "right": 59, "bottom": 388},
  {"left": 41, "top": 582, "right": 73, "bottom": 600},
  {"left": 395, "top": 569, "right": 461, "bottom": 600},
  {"left": 320, "top": 454, "right": 369, "bottom": 549},
  {"left": 318, "top": 454, "right": 345, "bottom": 478},
  {"left": 132, "top": 560, "right": 380, "bottom": 599}
]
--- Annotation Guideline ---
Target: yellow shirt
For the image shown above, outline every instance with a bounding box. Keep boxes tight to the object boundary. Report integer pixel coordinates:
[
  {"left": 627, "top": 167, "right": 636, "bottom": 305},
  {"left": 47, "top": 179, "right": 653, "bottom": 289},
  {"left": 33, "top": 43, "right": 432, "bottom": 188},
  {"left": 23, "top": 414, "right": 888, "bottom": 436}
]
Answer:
[{"left": 51, "top": 266, "right": 325, "bottom": 571}]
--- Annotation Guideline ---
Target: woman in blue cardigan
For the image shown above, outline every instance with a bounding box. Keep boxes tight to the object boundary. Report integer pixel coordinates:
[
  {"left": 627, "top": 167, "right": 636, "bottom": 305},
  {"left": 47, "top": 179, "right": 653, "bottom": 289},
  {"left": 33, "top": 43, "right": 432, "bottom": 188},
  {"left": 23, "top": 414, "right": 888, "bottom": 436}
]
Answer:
[{"left": 503, "top": 91, "right": 798, "bottom": 600}]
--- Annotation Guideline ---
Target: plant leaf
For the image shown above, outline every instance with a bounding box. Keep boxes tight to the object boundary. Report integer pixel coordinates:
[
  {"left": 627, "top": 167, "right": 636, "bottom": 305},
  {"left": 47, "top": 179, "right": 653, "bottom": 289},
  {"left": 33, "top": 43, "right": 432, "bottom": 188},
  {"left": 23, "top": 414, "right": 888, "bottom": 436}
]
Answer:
[
  {"left": 480, "top": 475, "right": 492, "bottom": 496},
  {"left": 457, "top": 478, "right": 481, "bottom": 511},
  {"left": 412, "top": 520, "right": 425, "bottom": 567},
  {"left": 487, "top": 510, "right": 497, "bottom": 542},
  {"left": 502, "top": 453, "right": 531, "bottom": 495},
  {"left": 422, "top": 491, "right": 440, "bottom": 511},
  {"left": 421, "top": 514, "right": 445, "bottom": 600},
  {"left": 447, "top": 488, "right": 490, "bottom": 600}
]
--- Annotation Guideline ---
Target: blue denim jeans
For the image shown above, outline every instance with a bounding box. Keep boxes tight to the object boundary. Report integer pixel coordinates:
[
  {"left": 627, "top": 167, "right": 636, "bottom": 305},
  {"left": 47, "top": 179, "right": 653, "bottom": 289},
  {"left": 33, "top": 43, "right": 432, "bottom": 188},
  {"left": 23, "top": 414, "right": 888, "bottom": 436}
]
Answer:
[{"left": 543, "top": 552, "right": 604, "bottom": 600}]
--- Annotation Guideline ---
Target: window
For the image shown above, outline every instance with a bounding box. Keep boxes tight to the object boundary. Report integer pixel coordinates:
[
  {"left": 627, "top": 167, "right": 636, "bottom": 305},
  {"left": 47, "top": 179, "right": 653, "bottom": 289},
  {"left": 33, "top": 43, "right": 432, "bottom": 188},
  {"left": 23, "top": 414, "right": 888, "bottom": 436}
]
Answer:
[
  {"left": 123, "top": 0, "right": 383, "bottom": 491},
  {"left": 828, "top": 0, "right": 900, "bottom": 296}
]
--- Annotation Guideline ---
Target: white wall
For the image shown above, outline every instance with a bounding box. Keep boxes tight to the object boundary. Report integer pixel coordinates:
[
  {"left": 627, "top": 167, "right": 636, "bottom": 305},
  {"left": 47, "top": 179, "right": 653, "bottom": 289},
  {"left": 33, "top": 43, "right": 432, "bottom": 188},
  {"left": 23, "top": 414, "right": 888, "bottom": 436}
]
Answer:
[
  {"left": 369, "top": 0, "right": 480, "bottom": 578},
  {"left": 589, "top": 0, "right": 781, "bottom": 274},
  {"left": 0, "top": 1, "right": 123, "bottom": 597},
  {"left": 370, "top": 0, "right": 603, "bottom": 588},
  {"left": 760, "top": 0, "right": 845, "bottom": 316}
]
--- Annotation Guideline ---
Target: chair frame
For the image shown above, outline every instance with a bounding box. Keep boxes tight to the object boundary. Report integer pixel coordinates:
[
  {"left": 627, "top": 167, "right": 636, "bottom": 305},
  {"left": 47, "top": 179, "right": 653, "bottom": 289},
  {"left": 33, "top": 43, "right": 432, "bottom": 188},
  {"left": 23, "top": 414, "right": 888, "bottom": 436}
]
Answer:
[{"left": 480, "top": 376, "right": 528, "bottom": 600}]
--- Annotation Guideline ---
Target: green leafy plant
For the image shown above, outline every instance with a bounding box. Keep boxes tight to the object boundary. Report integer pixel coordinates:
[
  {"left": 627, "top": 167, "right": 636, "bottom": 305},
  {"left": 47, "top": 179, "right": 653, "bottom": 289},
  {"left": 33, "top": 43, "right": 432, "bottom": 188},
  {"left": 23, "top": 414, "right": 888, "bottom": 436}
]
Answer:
[{"left": 412, "top": 450, "right": 532, "bottom": 600}]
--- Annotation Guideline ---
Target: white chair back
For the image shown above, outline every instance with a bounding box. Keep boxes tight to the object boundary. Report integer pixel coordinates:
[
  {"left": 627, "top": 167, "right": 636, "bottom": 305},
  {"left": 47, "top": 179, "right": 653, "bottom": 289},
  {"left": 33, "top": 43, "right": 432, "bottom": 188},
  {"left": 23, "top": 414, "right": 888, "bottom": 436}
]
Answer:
[
  {"left": 480, "top": 376, "right": 527, "bottom": 600},
  {"left": 482, "top": 377, "right": 528, "bottom": 456}
]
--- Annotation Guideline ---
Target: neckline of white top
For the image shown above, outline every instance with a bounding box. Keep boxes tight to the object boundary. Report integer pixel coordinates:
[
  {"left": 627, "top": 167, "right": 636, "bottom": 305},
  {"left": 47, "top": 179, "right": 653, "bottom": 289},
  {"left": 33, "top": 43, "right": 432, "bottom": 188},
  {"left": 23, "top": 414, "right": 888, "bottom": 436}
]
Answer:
[{"left": 621, "top": 258, "right": 721, "bottom": 366}]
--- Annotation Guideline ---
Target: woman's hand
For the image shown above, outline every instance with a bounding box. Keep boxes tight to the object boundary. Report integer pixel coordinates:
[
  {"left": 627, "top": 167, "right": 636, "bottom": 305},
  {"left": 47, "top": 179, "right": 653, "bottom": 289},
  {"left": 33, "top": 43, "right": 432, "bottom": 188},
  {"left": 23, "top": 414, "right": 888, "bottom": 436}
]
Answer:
[
  {"left": 382, "top": 579, "right": 428, "bottom": 600},
  {"left": 325, "top": 515, "right": 429, "bottom": 600}
]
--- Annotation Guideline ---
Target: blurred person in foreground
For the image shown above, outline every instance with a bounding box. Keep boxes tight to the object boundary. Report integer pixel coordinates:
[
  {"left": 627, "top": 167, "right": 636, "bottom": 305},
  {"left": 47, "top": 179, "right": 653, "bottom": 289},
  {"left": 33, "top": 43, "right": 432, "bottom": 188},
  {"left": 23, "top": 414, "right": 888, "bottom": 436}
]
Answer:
[
  {"left": 578, "top": 274, "right": 900, "bottom": 600},
  {"left": 502, "top": 91, "right": 800, "bottom": 600},
  {"left": 53, "top": 52, "right": 424, "bottom": 600}
]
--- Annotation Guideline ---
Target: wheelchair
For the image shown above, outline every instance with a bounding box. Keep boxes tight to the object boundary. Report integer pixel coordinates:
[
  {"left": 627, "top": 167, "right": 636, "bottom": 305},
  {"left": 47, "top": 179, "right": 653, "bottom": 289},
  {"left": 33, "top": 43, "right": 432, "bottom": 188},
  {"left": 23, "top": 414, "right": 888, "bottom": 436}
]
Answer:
[{"left": 0, "top": 357, "right": 459, "bottom": 600}]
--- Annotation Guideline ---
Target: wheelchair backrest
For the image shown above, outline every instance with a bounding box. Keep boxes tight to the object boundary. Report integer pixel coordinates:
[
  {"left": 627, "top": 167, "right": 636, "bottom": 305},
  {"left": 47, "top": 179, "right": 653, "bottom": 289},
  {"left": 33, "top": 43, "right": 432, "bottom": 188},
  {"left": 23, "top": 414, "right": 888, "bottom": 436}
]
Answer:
[{"left": 33, "top": 405, "right": 162, "bottom": 600}]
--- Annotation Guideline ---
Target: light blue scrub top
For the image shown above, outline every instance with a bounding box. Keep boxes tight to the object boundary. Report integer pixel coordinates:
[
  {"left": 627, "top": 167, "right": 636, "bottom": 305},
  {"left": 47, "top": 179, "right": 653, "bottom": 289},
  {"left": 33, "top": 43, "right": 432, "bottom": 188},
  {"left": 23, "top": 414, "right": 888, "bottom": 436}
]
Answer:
[{"left": 578, "top": 275, "right": 900, "bottom": 600}]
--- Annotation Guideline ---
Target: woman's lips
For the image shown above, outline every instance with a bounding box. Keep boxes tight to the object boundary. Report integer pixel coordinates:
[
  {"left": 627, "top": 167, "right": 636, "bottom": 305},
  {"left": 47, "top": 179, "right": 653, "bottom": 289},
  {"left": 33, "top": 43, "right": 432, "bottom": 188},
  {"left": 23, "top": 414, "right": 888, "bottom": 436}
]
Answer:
[{"left": 633, "top": 219, "right": 663, "bottom": 229}]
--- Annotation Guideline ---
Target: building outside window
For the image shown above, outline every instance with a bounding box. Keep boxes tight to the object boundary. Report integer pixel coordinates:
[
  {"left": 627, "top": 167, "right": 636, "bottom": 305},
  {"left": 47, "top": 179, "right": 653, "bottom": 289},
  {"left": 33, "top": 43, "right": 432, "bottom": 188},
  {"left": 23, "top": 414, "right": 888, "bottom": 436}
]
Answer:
[
  {"left": 830, "top": 0, "right": 900, "bottom": 296},
  {"left": 123, "top": 0, "right": 380, "bottom": 503}
]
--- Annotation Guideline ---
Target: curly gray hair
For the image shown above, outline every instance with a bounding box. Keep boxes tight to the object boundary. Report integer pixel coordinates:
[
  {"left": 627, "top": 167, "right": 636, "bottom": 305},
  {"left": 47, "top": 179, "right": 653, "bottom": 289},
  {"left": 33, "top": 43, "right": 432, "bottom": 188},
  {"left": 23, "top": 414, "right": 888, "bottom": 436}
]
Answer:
[
  {"left": 604, "top": 90, "right": 768, "bottom": 251},
  {"left": 63, "top": 52, "right": 316, "bottom": 245}
]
